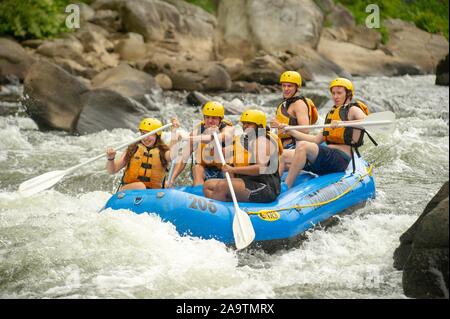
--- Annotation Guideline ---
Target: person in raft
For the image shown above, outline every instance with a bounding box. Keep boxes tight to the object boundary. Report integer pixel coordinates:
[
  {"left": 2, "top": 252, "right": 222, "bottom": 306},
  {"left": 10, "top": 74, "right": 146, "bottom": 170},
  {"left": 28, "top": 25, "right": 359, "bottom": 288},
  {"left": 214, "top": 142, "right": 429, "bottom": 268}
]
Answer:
[
  {"left": 269, "top": 70, "right": 318, "bottom": 174},
  {"left": 203, "top": 109, "right": 283, "bottom": 203},
  {"left": 106, "top": 118, "right": 178, "bottom": 190},
  {"left": 278, "top": 77, "right": 377, "bottom": 189},
  {"left": 166, "top": 101, "right": 234, "bottom": 187}
]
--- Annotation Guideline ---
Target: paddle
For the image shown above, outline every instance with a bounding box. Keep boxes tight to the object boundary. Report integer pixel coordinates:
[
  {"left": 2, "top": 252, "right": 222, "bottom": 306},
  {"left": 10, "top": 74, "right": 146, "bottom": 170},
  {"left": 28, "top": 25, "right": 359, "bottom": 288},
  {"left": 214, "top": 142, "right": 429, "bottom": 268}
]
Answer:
[
  {"left": 18, "top": 123, "right": 173, "bottom": 197},
  {"left": 212, "top": 132, "right": 255, "bottom": 250},
  {"left": 284, "top": 111, "right": 396, "bottom": 133},
  {"left": 165, "top": 129, "right": 188, "bottom": 187}
]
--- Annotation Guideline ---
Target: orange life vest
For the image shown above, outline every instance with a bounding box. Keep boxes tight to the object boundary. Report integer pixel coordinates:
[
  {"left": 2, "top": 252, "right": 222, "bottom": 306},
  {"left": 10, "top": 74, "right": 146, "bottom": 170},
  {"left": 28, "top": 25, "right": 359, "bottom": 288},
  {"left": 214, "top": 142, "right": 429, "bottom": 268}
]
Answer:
[
  {"left": 122, "top": 143, "right": 166, "bottom": 189},
  {"left": 275, "top": 96, "right": 318, "bottom": 140},
  {"left": 322, "top": 100, "right": 377, "bottom": 173},
  {"left": 194, "top": 119, "right": 233, "bottom": 169},
  {"left": 232, "top": 131, "right": 283, "bottom": 167},
  {"left": 322, "top": 100, "right": 370, "bottom": 147}
]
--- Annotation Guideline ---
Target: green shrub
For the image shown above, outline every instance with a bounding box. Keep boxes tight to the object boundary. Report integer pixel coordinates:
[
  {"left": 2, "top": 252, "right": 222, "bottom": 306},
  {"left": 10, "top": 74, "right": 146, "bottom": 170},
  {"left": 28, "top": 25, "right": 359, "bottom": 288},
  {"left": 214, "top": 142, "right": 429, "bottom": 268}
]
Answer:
[
  {"left": 0, "top": 0, "right": 91, "bottom": 40},
  {"left": 184, "top": 0, "right": 216, "bottom": 14},
  {"left": 336, "top": 0, "right": 449, "bottom": 40}
]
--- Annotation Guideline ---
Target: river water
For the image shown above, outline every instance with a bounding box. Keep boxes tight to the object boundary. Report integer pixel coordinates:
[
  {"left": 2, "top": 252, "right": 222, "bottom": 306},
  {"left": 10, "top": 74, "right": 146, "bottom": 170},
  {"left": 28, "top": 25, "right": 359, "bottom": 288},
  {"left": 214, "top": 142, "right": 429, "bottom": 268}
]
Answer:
[{"left": 0, "top": 75, "right": 448, "bottom": 299}]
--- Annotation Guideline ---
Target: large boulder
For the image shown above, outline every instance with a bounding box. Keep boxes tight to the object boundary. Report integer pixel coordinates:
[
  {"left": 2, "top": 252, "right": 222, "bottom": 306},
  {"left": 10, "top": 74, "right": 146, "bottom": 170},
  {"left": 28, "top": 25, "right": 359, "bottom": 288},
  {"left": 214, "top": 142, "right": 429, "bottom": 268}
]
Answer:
[
  {"left": 317, "top": 37, "right": 396, "bottom": 76},
  {"left": 283, "top": 47, "right": 351, "bottom": 80},
  {"left": 326, "top": 2, "right": 355, "bottom": 29},
  {"left": 74, "top": 22, "right": 114, "bottom": 56},
  {"left": 217, "top": 0, "right": 323, "bottom": 60},
  {"left": 91, "top": 63, "right": 160, "bottom": 98},
  {"left": 143, "top": 52, "right": 231, "bottom": 91},
  {"left": 347, "top": 25, "right": 382, "bottom": 50},
  {"left": 23, "top": 61, "right": 89, "bottom": 132},
  {"left": 114, "top": 33, "right": 147, "bottom": 62},
  {"left": 317, "top": 37, "right": 422, "bottom": 76},
  {"left": 383, "top": 19, "right": 448, "bottom": 74},
  {"left": 0, "top": 37, "right": 35, "bottom": 82},
  {"left": 36, "top": 37, "right": 86, "bottom": 63},
  {"left": 394, "top": 181, "right": 449, "bottom": 299},
  {"left": 91, "top": 63, "right": 161, "bottom": 110},
  {"left": 436, "top": 54, "right": 449, "bottom": 86},
  {"left": 89, "top": 9, "right": 122, "bottom": 33},
  {"left": 317, "top": 18, "right": 448, "bottom": 76},
  {"left": 35, "top": 34, "right": 119, "bottom": 76},
  {"left": 92, "top": 0, "right": 217, "bottom": 61},
  {"left": 236, "top": 54, "right": 284, "bottom": 85},
  {"left": 76, "top": 89, "right": 153, "bottom": 134}
]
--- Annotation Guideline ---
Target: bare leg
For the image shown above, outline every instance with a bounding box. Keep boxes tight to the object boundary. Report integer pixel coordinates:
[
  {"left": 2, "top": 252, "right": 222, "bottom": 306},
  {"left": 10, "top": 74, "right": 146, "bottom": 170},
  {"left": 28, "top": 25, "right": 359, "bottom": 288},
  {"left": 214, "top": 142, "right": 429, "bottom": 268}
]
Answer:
[
  {"left": 285, "top": 141, "right": 320, "bottom": 188},
  {"left": 204, "top": 178, "right": 250, "bottom": 202},
  {"left": 279, "top": 149, "right": 295, "bottom": 175},
  {"left": 203, "top": 178, "right": 219, "bottom": 198},
  {"left": 119, "top": 182, "right": 147, "bottom": 191},
  {"left": 192, "top": 164, "right": 205, "bottom": 186},
  {"left": 203, "top": 179, "right": 228, "bottom": 201}
]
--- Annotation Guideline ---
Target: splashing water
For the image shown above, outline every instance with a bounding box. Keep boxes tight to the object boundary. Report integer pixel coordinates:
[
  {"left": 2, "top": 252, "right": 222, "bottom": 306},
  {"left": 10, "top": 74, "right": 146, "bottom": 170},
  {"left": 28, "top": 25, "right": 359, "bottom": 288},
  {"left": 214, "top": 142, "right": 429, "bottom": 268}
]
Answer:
[{"left": 0, "top": 75, "right": 448, "bottom": 298}]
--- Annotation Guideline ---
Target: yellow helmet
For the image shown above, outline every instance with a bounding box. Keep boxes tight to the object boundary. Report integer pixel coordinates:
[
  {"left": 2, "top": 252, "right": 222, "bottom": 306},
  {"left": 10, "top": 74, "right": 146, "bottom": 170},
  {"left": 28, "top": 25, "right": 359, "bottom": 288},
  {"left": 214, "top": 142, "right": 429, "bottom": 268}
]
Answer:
[
  {"left": 329, "top": 77, "right": 354, "bottom": 95},
  {"left": 138, "top": 118, "right": 163, "bottom": 135},
  {"left": 202, "top": 101, "right": 225, "bottom": 118},
  {"left": 240, "top": 109, "right": 267, "bottom": 128},
  {"left": 279, "top": 71, "right": 302, "bottom": 87}
]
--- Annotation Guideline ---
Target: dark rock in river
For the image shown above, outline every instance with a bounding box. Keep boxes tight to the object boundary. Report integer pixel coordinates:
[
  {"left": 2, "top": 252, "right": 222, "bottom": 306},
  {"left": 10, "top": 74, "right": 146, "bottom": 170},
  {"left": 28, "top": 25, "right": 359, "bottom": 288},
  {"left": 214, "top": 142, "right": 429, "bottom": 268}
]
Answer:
[
  {"left": 436, "top": 54, "right": 449, "bottom": 86},
  {"left": 394, "top": 181, "right": 449, "bottom": 299}
]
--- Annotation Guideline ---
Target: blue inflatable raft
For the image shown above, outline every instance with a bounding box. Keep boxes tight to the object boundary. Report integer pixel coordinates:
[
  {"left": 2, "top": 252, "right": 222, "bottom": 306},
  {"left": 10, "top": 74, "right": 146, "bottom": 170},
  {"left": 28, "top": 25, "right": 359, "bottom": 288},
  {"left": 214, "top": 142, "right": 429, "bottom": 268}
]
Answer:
[{"left": 103, "top": 157, "right": 376, "bottom": 251}]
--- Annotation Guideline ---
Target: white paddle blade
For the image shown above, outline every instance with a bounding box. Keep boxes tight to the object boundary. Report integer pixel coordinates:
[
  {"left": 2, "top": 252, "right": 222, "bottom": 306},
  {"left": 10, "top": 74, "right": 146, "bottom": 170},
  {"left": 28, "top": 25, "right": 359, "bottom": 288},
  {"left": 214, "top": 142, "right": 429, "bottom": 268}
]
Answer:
[
  {"left": 18, "top": 170, "right": 67, "bottom": 197},
  {"left": 363, "top": 111, "right": 396, "bottom": 133},
  {"left": 232, "top": 209, "right": 256, "bottom": 250}
]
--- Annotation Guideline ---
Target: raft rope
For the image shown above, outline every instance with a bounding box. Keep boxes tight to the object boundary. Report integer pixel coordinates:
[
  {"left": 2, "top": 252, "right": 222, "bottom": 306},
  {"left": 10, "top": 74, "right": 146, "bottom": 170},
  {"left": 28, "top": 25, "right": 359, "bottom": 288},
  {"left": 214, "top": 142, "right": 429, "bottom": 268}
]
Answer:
[{"left": 247, "top": 164, "right": 374, "bottom": 216}]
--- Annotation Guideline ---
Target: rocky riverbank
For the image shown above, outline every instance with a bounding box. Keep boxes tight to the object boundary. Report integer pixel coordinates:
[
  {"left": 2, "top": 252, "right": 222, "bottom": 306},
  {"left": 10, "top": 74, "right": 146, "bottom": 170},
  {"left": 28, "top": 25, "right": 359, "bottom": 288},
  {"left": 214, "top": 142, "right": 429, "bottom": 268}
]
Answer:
[{"left": 0, "top": 0, "right": 449, "bottom": 133}]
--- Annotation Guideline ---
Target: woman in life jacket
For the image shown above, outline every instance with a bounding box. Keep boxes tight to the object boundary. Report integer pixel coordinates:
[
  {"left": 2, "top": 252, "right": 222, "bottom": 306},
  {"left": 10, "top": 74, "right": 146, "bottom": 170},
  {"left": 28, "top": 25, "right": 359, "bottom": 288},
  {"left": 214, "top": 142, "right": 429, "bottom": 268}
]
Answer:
[
  {"left": 166, "top": 101, "right": 234, "bottom": 187},
  {"left": 270, "top": 70, "right": 319, "bottom": 175},
  {"left": 278, "top": 78, "right": 375, "bottom": 189},
  {"left": 106, "top": 118, "right": 177, "bottom": 191},
  {"left": 203, "top": 109, "right": 283, "bottom": 203}
]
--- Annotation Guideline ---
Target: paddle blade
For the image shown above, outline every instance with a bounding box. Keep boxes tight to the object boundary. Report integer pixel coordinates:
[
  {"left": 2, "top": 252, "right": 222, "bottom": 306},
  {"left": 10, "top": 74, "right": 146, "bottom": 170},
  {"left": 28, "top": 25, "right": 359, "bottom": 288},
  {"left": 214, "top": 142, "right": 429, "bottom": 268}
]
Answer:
[
  {"left": 363, "top": 111, "right": 396, "bottom": 133},
  {"left": 232, "top": 208, "right": 256, "bottom": 250},
  {"left": 18, "top": 170, "right": 67, "bottom": 197}
]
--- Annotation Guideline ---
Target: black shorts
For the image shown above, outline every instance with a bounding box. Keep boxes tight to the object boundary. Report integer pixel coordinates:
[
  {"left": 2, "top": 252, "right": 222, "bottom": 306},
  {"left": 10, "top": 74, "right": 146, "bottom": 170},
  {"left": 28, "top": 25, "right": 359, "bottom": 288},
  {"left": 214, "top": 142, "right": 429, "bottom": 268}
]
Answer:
[{"left": 242, "top": 179, "right": 279, "bottom": 203}]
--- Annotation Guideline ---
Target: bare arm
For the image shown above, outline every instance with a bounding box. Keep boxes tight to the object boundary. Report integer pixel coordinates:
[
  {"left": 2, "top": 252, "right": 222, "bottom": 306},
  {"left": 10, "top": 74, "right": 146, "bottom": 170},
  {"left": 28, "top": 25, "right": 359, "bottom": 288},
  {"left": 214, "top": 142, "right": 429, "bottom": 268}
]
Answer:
[
  {"left": 168, "top": 131, "right": 195, "bottom": 184},
  {"left": 348, "top": 106, "right": 368, "bottom": 121},
  {"left": 292, "top": 100, "right": 310, "bottom": 134},
  {"left": 106, "top": 150, "right": 127, "bottom": 174},
  {"left": 281, "top": 126, "right": 324, "bottom": 144}
]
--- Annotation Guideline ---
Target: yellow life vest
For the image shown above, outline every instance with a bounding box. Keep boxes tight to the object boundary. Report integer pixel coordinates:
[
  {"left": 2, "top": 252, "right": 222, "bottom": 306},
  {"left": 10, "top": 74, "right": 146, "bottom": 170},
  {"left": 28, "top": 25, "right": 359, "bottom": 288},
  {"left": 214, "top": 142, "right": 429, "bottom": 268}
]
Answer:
[
  {"left": 275, "top": 96, "right": 318, "bottom": 140},
  {"left": 232, "top": 131, "right": 283, "bottom": 168},
  {"left": 322, "top": 101, "right": 370, "bottom": 147},
  {"left": 122, "top": 143, "right": 166, "bottom": 189},
  {"left": 194, "top": 119, "right": 233, "bottom": 169}
]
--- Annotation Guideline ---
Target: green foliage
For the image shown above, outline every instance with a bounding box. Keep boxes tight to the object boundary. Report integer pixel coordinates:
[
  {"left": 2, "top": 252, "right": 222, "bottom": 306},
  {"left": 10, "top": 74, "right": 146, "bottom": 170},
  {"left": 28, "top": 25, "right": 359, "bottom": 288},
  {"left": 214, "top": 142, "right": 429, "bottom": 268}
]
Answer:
[
  {"left": 0, "top": 0, "right": 91, "bottom": 40},
  {"left": 336, "top": 0, "right": 449, "bottom": 40},
  {"left": 379, "top": 25, "right": 390, "bottom": 44},
  {"left": 184, "top": 0, "right": 216, "bottom": 14}
]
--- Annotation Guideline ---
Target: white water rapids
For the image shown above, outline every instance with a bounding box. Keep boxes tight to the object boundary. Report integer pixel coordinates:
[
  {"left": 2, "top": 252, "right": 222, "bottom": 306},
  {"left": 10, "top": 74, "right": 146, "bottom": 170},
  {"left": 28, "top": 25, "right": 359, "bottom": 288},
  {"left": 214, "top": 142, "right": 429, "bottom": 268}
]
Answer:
[{"left": 0, "top": 75, "right": 448, "bottom": 298}]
